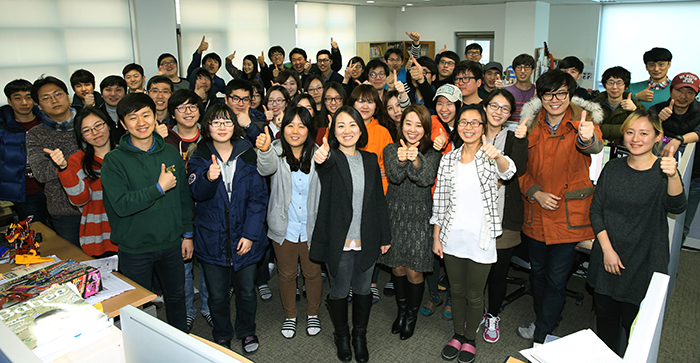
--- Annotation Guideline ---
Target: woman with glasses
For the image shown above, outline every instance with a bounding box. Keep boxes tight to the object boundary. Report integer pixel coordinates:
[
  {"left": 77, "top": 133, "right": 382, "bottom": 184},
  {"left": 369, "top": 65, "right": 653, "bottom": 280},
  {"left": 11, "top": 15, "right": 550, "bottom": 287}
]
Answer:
[
  {"left": 225, "top": 53, "right": 263, "bottom": 89},
  {"left": 480, "top": 89, "right": 528, "bottom": 344},
  {"left": 592, "top": 66, "right": 644, "bottom": 145},
  {"left": 304, "top": 75, "right": 325, "bottom": 114},
  {"left": 342, "top": 56, "right": 366, "bottom": 96},
  {"left": 46, "top": 107, "right": 118, "bottom": 257},
  {"left": 187, "top": 103, "right": 268, "bottom": 355},
  {"left": 316, "top": 82, "right": 347, "bottom": 145},
  {"left": 264, "top": 85, "right": 291, "bottom": 139},
  {"left": 431, "top": 104, "right": 515, "bottom": 363}
]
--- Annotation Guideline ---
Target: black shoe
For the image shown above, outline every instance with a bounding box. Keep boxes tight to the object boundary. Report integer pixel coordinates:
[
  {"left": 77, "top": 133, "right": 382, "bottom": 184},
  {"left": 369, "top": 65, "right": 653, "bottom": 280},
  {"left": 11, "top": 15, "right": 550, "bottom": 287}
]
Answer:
[
  {"left": 327, "top": 297, "right": 352, "bottom": 362},
  {"left": 216, "top": 339, "right": 231, "bottom": 349},
  {"left": 400, "top": 280, "right": 424, "bottom": 340},
  {"left": 352, "top": 294, "right": 372, "bottom": 363},
  {"left": 391, "top": 275, "right": 408, "bottom": 334}
]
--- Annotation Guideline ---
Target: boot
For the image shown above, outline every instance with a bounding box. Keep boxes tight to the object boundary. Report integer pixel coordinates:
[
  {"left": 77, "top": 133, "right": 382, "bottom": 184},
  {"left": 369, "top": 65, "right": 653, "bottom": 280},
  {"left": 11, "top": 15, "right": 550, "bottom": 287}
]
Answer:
[
  {"left": 352, "top": 293, "right": 373, "bottom": 363},
  {"left": 391, "top": 275, "right": 408, "bottom": 334},
  {"left": 326, "top": 296, "right": 352, "bottom": 362},
  {"left": 400, "top": 280, "right": 424, "bottom": 340}
]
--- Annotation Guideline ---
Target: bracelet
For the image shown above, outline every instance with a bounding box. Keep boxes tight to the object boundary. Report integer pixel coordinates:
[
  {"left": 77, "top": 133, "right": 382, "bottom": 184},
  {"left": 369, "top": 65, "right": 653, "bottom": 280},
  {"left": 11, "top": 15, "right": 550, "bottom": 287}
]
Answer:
[{"left": 675, "top": 135, "right": 685, "bottom": 145}]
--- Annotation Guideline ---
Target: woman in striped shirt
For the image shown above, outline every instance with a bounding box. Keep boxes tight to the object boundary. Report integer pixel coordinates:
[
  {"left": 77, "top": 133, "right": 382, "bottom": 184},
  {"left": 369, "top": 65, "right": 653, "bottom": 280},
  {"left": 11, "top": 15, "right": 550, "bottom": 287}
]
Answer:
[{"left": 44, "top": 107, "right": 117, "bottom": 257}]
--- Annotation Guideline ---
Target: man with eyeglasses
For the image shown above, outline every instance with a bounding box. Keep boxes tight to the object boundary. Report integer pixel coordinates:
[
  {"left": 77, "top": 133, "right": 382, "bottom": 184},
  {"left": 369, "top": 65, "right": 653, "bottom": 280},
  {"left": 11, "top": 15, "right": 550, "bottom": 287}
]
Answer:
[
  {"left": 453, "top": 61, "right": 483, "bottom": 105},
  {"left": 434, "top": 51, "right": 460, "bottom": 89},
  {"left": 0, "top": 79, "right": 48, "bottom": 225},
  {"left": 186, "top": 36, "right": 226, "bottom": 97},
  {"left": 592, "top": 66, "right": 643, "bottom": 145},
  {"left": 384, "top": 31, "right": 422, "bottom": 97},
  {"left": 464, "top": 43, "right": 483, "bottom": 65},
  {"left": 225, "top": 80, "right": 264, "bottom": 144},
  {"left": 650, "top": 73, "right": 700, "bottom": 243},
  {"left": 629, "top": 47, "right": 673, "bottom": 109},
  {"left": 478, "top": 62, "right": 504, "bottom": 99},
  {"left": 147, "top": 76, "right": 175, "bottom": 127},
  {"left": 316, "top": 49, "right": 343, "bottom": 84},
  {"left": 157, "top": 53, "right": 190, "bottom": 92},
  {"left": 505, "top": 54, "right": 537, "bottom": 122},
  {"left": 258, "top": 46, "right": 288, "bottom": 89},
  {"left": 26, "top": 76, "right": 81, "bottom": 246},
  {"left": 516, "top": 69, "right": 603, "bottom": 345},
  {"left": 364, "top": 59, "right": 392, "bottom": 99}
]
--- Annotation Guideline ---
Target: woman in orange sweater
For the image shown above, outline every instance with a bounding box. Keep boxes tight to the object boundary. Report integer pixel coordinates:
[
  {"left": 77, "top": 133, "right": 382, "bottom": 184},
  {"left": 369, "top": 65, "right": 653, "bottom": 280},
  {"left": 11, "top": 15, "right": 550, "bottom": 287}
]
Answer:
[{"left": 44, "top": 107, "right": 117, "bottom": 257}]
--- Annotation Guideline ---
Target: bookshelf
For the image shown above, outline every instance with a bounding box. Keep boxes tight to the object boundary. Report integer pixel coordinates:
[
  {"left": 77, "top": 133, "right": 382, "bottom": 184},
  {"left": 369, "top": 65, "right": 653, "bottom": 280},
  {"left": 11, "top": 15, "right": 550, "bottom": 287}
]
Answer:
[{"left": 356, "top": 41, "right": 435, "bottom": 66}]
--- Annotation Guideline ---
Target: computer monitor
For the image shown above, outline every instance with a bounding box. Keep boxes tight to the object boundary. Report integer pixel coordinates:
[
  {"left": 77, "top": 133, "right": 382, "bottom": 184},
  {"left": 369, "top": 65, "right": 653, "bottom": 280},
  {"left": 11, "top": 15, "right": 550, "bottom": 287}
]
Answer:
[{"left": 120, "top": 305, "right": 245, "bottom": 363}]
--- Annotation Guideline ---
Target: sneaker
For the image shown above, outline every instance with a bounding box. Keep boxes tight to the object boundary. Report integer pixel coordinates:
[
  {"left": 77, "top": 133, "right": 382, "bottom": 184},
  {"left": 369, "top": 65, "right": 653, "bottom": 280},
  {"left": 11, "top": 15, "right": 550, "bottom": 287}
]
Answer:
[
  {"left": 383, "top": 281, "right": 394, "bottom": 297},
  {"left": 186, "top": 315, "right": 195, "bottom": 333},
  {"left": 442, "top": 299, "right": 453, "bottom": 320},
  {"left": 370, "top": 286, "right": 380, "bottom": 303},
  {"left": 517, "top": 322, "right": 535, "bottom": 340},
  {"left": 201, "top": 311, "right": 213, "bottom": 327},
  {"left": 242, "top": 335, "right": 259, "bottom": 354},
  {"left": 420, "top": 293, "right": 443, "bottom": 316},
  {"left": 482, "top": 314, "right": 500, "bottom": 343},
  {"left": 258, "top": 284, "right": 272, "bottom": 301}
]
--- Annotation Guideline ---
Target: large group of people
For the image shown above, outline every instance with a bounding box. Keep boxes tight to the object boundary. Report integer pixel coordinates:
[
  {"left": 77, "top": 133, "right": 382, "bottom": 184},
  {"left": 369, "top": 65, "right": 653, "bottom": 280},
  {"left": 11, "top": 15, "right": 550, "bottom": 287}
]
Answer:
[{"left": 0, "top": 27, "right": 695, "bottom": 361}]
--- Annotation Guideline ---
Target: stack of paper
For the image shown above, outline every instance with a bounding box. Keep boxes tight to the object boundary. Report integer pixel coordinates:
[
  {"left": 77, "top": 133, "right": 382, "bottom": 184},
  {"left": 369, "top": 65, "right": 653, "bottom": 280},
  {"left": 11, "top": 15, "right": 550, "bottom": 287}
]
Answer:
[{"left": 520, "top": 329, "right": 622, "bottom": 363}]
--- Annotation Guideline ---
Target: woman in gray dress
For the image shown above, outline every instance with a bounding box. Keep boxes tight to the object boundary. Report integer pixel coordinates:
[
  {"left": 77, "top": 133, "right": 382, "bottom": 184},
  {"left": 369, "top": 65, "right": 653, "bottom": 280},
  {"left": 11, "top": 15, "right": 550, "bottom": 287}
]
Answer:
[{"left": 380, "top": 104, "right": 442, "bottom": 340}]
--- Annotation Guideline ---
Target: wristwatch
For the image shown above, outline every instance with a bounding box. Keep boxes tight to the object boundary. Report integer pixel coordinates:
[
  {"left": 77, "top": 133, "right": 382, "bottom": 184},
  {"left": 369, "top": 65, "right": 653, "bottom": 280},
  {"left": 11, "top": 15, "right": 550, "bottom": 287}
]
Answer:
[{"left": 675, "top": 135, "right": 685, "bottom": 145}]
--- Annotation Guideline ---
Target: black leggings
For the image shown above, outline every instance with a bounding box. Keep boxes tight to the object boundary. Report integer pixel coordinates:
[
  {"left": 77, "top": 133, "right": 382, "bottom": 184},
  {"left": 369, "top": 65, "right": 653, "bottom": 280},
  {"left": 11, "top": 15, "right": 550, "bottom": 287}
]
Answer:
[
  {"left": 593, "top": 292, "right": 639, "bottom": 357},
  {"left": 486, "top": 246, "right": 515, "bottom": 315}
]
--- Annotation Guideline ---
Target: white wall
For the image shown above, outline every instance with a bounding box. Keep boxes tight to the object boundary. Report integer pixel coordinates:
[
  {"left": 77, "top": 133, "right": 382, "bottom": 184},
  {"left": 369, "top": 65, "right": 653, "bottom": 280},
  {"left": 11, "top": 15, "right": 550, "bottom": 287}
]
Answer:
[
  {"left": 355, "top": 6, "right": 396, "bottom": 43},
  {"left": 394, "top": 4, "right": 507, "bottom": 63},
  {"left": 132, "top": 0, "right": 179, "bottom": 79},
  {"left": 268, "top": 1, "right": 296, "bottom": 52},
  {"left": 548, "top": 4, "right": 601, "bottom": 90}
]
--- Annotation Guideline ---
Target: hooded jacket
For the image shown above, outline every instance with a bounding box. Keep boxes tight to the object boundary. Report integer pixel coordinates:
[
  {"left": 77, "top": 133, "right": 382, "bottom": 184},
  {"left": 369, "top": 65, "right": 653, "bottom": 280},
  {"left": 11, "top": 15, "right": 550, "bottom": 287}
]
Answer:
[
  {"left": 0, "top": 105, "right": 42, "bottom": 202},
  {"left": 592, "top": 91, "right": 645, "bottom": 144},
  {"left": 518, "top": 96, "right": 604, "bottom": 245},
  {"left": 188, "top": 138, "right": 268, "bottom": 270}
]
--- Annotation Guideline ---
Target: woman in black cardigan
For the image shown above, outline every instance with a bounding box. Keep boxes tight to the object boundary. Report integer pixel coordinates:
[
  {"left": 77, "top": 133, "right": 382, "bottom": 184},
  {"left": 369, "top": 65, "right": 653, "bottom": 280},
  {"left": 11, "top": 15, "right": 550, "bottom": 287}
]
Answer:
[{"left": 310, "top": 106, "right": 391, "bottom": 363}]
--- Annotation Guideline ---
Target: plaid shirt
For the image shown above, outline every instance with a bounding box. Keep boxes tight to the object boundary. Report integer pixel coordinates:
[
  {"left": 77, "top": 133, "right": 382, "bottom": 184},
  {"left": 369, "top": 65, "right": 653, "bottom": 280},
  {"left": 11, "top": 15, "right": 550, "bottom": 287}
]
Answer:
[
  {"left": 430, "top": 145, "right": 516, "bottom": 250},
  {"left": 649, "top": 77, "right": 670, "bottom": 91}
]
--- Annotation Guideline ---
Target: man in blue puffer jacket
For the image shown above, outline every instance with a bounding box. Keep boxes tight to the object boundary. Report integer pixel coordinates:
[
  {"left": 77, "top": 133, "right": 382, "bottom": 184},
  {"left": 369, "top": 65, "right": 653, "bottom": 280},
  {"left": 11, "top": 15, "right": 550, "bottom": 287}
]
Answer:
[{"left": 0, "top": 79, "right": 48, "bottom": 223}]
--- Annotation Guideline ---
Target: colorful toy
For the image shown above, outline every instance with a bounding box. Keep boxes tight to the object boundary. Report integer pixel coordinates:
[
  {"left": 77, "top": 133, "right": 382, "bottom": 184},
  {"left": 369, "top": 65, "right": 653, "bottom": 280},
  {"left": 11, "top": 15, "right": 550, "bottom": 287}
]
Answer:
[{"left": 2, "top": 215, "right": 44, "bottom": 264}]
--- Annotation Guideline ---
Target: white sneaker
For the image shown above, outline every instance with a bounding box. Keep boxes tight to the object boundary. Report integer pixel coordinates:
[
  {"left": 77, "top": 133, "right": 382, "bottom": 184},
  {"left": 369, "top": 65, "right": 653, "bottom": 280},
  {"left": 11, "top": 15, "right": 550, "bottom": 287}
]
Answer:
[
  {"left": 483, "top": 314, "right": 500, "bottom": 343},
  {"left": 517, "top": 322, "right": 535, "bottom": 340}
]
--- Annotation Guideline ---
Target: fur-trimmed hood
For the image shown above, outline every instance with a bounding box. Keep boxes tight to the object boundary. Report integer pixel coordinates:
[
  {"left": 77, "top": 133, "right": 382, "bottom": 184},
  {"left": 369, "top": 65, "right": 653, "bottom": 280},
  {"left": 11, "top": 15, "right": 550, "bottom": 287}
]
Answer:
[{"left": 520, "top": 96, "right": 604, "bottom": 131}]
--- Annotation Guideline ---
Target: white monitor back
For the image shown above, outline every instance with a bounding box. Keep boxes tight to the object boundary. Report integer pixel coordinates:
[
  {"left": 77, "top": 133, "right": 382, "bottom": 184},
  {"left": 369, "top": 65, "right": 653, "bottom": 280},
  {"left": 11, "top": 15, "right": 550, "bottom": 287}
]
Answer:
[
  {"left": 120, "top": 305, "right": 244, "bottom": 363},
  {"left": 623, "top": 272, "right": 669, "bottom": 363}
]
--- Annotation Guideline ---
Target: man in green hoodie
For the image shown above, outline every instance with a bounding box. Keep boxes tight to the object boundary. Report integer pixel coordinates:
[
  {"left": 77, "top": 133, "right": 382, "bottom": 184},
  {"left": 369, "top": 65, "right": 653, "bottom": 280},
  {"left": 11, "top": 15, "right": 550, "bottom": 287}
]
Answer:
[{"left": 101, "top": 93, "right": 193, "bottom": 332}]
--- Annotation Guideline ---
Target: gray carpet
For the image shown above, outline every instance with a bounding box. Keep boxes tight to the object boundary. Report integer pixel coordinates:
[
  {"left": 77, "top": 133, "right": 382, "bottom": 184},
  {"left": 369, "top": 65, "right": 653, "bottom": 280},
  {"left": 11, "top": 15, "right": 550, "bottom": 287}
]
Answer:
[{"left": 158, "top": 251, "right": 700, "bottom": 362}]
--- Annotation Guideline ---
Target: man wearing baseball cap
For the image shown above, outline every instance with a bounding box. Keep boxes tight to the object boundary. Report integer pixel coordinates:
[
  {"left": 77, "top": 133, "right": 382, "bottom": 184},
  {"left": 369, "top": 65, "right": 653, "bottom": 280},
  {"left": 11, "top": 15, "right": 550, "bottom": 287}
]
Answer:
[
  {"left": 478, "top": 62, "right": 504, "bottom": 99},
  {"left": 650, "top": 72, "right": 700, "bottom": 241}
]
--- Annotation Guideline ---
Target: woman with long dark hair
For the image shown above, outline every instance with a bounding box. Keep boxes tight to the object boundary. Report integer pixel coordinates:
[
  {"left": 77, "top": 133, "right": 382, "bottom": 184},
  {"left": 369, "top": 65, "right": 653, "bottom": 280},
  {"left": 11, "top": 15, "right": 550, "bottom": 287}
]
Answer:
[
  {"left": 45, "top": 107, "right": 118, "bottom": 257},
  {"left": 225, "top": 53, "right": 263, "bottom": 88},
  {"left": 316, "top": 82, "right": 347, "bottom": 145}
]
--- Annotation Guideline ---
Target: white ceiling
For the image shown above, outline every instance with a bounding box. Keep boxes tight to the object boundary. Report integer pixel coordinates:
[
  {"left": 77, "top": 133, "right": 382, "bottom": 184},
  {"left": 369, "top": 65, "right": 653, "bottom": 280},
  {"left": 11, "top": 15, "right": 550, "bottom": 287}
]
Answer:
[{"left": 292, "top": 0, "right": 694, "bottom": 8}]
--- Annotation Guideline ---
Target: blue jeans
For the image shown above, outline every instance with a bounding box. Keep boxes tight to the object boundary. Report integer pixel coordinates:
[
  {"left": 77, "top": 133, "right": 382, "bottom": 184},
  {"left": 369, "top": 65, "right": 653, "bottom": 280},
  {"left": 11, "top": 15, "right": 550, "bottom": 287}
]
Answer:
[
  {"left": 327, "top": 251, "right": 375, "bottom": 300},
  {"left": 683, "top": 177, "right": 700, "bottom": 241},
  {"left": 185, "top": 259, "right": 210, "bottom": 317},
  {"left": 524, "top": 234, "right": 577, "bottom": 343},
  {"left": 118, "top": 244, "right": 187, "bottom": 332},
  {"left": 201, "top": 262, "right": 257, "bottom": 341},
  {"left": 51, "top": 214, "right": 81, "bottom": 247},
  {"left": 15, "top": 191, "right": 48, "bottom": 224}
]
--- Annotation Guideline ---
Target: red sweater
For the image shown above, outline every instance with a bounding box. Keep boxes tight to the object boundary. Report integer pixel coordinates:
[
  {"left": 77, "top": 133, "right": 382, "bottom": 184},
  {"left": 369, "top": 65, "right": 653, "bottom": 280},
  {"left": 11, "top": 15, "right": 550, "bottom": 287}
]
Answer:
[{"left": 58, "top": 151, "right": 117, "bottom": 256}]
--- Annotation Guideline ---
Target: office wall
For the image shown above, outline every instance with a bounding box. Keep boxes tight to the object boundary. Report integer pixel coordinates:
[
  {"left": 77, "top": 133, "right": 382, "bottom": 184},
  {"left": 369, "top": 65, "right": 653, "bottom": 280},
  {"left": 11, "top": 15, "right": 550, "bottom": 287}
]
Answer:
[
  {"left": 356, "top": 6, "right": 396, "bottom": 43},
  {"left": 393, "top": 4, "right": 507, "bottom": 63},
  {"left": 132, "top": 0, "right": 179, "bottom": 79},
  {"left": 268, "top": 1, "right": 296, "bottom": 51}
]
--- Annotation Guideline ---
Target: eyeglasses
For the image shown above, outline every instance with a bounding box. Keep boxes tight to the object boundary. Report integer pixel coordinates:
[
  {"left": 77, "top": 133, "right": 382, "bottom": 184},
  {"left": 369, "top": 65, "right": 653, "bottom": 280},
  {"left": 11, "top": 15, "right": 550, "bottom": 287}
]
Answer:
[
  {"left": 39, "top": 90, "right": 66, "bottom": 103},
  {"left": 466, "top": 51, "right": 481, "bottom": 56},
  {"left": 81, "top": 121, "right": 107, "bottom": 136},
  {"left": 487, "top": 103, "right": 512, "bottom": 114},
  {"left": 355, "top": 98, "right": 374, "bottom": 105},
  {"left": 646, "top": 61, "right": 669, "bottom": 70},
  {"left": 175, "top": 104, "right": 199, "bottom": 113},
  {"left": 350, "top": 64, "right": 363, "bottom": 70},
  {"left": 369, "top": 72, "right": 386, "bottom": 79},
  {"left": 387, "top": 58, "right": 402, "bottom": 63},
  {"left": 149, "top": 88, "right": 172, "bottom": 95},
  {"left": 269, "top": 98, "right": 286, "bottom": 105},
  {"left": 308, "top": 86, "right": 324, "bottom": 94},
  {"left": 454, "top": 76, "right": 475, "bottom": 84},
  {"left": 229, "top": 95, "right": 251, "bottom": 104},
  {"left": 439, "top": 60, "right": 456, "bottom": 67},
  {"left": 325, "top": 96, "right": 342, "bottom": 104},
  {"left": 271, "top": 53, "right": 284, "bottom": 59},
  {"left": 542, "top": 91, "right": 569, "bottom": 101},
  {"left": 318, "top": 58, "right": 330, "bottom": 64},
  {"left": 160, "top": 60, "right": 176, "bottom": 67},
  {"left": 210, "top": 119, "right": 234, "bottom": 128},
  {"left": 457, "top": 120, "right": 483, "bottom": 128},
  {"left": 605, "top": 80, "right": 625, "bottom": 88},
  {"left": 515, "top": 65, "right": 533, "bottom": 71}
]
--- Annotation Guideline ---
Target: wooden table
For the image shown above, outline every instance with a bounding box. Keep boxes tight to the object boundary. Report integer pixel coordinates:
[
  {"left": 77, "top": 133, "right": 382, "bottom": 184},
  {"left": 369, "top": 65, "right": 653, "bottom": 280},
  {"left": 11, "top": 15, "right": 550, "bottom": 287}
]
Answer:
[{"left": 0, "top": 222, "right": 156, "bottom": 318}]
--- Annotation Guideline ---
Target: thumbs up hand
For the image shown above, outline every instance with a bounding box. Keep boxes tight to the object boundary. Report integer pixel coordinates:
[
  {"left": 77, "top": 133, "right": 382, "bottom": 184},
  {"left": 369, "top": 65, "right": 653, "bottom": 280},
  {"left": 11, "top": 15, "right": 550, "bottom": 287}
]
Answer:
[
  {"left": 158, "top": 163, "right": 177, "bottom": 192},
  {"left": 198, "top": 35, "right": 209, "bottom": 54},
  {"left": 409, "top": 54, "right": 424, "bottom": 84},
  {"left": 314, "top": 137, "right": 330, "bottom": 164},
  {"left": 620, "top": 92, "right": 637, "bottom": 112},
  {"left": 258, "top": 51, "right": 266, "bottom": 67},
  {"left": 433, "top": 127, "right": 447, "bottom": 151},
  {"left": 481, "top": 135, "right": 501, "bottom": 160},
  {"left": 515, "top": 117, "right": 528, "bottom": 139},
  {"left": 263, "top": 105, "right": 274, "bottom": 122},
  {"left": 494, "top": 72, "right": 504, "bottom": 88},
  {"left": 330, "top": 37, "right": 338, "bottom": 49},
  {"left": 397, "top": 139, "right": 409, "bottom": 162},
  {"left": 226, "top": 51, "right": 236, "bottom": 63},
  {"left": 207, "top": 155, "right": 221, "bottom": 181},
  {"left": 660, "top": 156, "right": 678, "bottom": 178},
  {"left": 406, "top": 31, "right": 420, "bottom": 44},
  {"left": 406, "top": 141, "right": 420, "bottom": 162},
  {"left": 43, "top": 148, "right": 67, "bottom": 169},
  {"left": 578, "top": 110, "right": 595, "bottom": 144},
  {"left": 659, "top": 99, "right": 675, "bottom": 121},
  {"left": 256, "top": 127, "right": 272, "bottom": 152},
  {"left": 438, "top": 44, "right": 447, "bottom": 54},
  {"left": 636, "top": 84, "right": 654, "bottom": 103},
  {"left": 394, "top": 70, "right": 406, "bottom": 95}
]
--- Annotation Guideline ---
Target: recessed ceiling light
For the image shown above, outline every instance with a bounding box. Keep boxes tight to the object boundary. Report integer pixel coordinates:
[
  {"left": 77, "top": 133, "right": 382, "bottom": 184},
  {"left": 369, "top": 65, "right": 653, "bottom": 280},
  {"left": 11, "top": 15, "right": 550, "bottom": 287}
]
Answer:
[
  {"left": 367, "top": 0, "right": 374, "bottom": 3},
  {"left": 407, "top": 3, "right": 413, "bottom": 5}
]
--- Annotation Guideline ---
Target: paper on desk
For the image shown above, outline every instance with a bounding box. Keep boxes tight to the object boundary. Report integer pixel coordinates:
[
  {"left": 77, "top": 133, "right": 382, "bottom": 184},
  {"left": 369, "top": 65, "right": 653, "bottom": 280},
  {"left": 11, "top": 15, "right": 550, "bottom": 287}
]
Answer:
[
  {"left": 80, "top": 255, "right": 118, "bottom": 274},
  {"left": 519, "top": 329, "right": 622, "bottom": 363},
  {"left": 85, "top": 271, "right": 134, "bottom": 305}
]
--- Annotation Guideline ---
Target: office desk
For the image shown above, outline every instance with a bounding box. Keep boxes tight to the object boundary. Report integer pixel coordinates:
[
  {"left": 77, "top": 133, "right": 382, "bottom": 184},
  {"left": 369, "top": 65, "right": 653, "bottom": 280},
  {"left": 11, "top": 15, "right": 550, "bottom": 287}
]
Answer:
[{"left": 0, "top": 222, "right": 156, "bottom": 318}]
